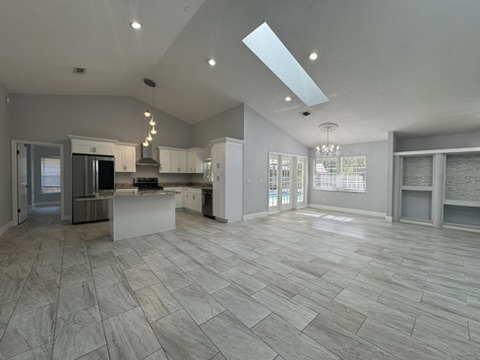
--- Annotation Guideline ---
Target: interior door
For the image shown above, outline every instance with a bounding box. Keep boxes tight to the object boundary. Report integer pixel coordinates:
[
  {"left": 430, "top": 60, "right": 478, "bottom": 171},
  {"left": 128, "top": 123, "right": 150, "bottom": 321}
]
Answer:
[
  {"left": 296, "top": 157, "right": 306, "bottom": 207},
  {"left": 17, "top": 143, "right": 28, "bottom": 224}
]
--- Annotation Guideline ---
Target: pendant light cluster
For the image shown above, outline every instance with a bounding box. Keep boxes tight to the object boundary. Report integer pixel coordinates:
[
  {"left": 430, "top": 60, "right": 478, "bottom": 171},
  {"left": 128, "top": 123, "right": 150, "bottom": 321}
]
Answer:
[{"left": 142, "top": 78, "right": 157, "bottom": 147}]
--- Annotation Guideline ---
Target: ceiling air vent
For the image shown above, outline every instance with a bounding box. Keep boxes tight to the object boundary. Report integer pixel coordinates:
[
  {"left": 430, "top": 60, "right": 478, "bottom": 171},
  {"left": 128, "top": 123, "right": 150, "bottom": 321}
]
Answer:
[
  {"left": 301, "top": 110, "right": 312, "bottom": 117},
  {"left": 73, "top": 67, "right": 86, "bottom": 74}
]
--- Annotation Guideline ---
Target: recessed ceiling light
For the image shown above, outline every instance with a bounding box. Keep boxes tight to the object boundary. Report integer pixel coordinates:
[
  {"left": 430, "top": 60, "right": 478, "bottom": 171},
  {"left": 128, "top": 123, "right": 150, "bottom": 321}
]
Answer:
[
  {"left": 285, "top": 96, "right": 292, "bottom": 102},
  {"left": 309, "top": 52, "right": 318, "bottom": 60},
  {"left": 208, "top": 58, "right": 216, "bottom": 66},
  {"left": 130, "top": 21, "right": 142, "bottom": 30}
]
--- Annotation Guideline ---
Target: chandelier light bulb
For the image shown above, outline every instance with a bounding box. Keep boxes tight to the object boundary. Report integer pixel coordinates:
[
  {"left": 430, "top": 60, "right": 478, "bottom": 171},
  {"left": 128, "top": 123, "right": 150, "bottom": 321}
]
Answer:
[
  {"left": 144, "top": 109, "right": 151, "bottom": 117},
  {"left": 143, "top": 140, "right": 149, "bottom": 147},
  {"left": 149, "top": 118, "right": 156, "bottom": 126},
  {"left": 147, "top": 133, "right": 153, "bottom": 141},
  {"left": 151, "top": 127, "right": 157, "bottom": 135}
]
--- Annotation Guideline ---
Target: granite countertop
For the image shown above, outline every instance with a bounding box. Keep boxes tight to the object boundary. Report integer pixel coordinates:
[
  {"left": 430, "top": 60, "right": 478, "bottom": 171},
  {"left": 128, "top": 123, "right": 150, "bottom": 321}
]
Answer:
[
  {"left": 75, "top": 190, "right": 177, "bottom": 201},
  {"left": 115, "top": 182, "right": 212, "bottom": 190}
]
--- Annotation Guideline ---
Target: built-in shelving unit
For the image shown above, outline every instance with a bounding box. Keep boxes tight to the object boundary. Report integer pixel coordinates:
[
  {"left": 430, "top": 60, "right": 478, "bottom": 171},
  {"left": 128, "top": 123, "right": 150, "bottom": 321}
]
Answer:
[{"left": 394, "top": 148, "right": 480, "bottom": 232}]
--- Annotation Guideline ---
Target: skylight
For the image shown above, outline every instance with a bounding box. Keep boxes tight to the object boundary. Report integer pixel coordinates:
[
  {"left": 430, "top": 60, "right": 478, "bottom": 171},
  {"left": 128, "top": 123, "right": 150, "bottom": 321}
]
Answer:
[{"left": 243, "top": 22, "right": 328, "bottom": 107}]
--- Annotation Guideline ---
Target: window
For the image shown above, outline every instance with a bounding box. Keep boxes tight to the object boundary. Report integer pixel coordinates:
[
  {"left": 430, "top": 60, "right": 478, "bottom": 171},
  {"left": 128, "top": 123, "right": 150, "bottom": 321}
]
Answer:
[
  {"left": 313, "top": 156, "right": 366, "bottom": 192},
  {"left": 41, "top": 157, "right": 61, "bottom": 194}
]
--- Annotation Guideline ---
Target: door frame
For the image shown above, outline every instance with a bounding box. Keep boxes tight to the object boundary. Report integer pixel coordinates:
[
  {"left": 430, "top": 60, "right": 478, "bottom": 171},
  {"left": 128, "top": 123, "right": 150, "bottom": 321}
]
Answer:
[
  {"left": 11, "top": 139, "right": 66, "bottom": 223},
  {"left": 268, "top": 151, "right": 308, "bottom": 214}
]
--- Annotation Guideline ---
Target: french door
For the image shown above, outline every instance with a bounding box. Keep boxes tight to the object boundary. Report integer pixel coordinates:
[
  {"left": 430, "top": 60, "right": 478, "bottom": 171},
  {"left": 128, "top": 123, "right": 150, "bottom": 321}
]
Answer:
[{"left": 268, "top": 153, "right": 307, "bottom": 213}]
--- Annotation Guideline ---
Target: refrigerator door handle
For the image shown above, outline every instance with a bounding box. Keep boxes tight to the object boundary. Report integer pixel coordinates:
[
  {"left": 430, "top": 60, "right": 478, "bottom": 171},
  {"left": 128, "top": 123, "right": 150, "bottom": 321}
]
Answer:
[{"left": 94, "top": 159, "right": 99, "bottom": 193}]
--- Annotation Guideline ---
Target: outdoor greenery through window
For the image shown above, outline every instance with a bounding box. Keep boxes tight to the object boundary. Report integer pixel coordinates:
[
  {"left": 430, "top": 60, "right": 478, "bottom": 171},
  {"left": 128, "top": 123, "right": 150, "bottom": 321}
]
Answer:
[
  {"left": 313, "top": 156, "right": 366, "bottom": 192},
  {"left": 41, "top": 156, "right": 61, "bottom": 194}
]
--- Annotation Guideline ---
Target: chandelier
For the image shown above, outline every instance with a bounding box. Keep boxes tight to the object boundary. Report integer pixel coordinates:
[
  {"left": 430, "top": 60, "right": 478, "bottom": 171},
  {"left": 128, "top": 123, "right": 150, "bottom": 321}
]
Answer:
[
  {"left": 316, "top": 122, "right": 340, "bottom": 159},
  {"left": 142, "top": 78, "right": 157, "bottom": 147}
]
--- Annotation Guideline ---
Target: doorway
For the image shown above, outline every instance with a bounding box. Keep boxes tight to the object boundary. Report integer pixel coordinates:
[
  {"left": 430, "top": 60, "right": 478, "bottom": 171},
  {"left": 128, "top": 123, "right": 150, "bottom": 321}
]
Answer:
[
  {"left": 268, "top": 152, "right": 307, "bottom": 213},
  {"left": 11, "top": 140, "right": 65, "bottom": 224}
]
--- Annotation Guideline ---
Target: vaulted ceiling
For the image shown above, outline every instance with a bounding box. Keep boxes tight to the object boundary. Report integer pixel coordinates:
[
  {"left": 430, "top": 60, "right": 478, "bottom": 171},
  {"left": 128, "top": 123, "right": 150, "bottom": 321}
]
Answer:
[{"left": 1, "top": 0, "right": 480, "bottom": 146}]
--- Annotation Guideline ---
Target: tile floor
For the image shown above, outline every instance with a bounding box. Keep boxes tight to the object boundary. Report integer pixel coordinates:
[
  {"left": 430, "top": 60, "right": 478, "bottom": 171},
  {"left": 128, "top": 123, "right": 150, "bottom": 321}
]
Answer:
[{"left": 0, "top": 206, "right": 479, "bottom": 359}]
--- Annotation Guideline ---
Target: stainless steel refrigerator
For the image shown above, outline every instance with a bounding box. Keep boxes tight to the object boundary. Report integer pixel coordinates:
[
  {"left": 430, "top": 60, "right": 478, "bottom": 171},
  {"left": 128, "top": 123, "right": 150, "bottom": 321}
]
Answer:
[{"left": 72, "top": 154, "right": 115, "bottom": 224}]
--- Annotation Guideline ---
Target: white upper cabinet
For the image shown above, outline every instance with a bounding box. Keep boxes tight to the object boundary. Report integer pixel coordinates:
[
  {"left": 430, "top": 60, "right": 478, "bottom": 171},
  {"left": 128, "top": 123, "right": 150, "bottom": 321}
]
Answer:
[
  {"left": 115, "top": 143, "right": 137, "bottom": 173},
  {"left": 69, "top": 135, "right": 116, "bottom": 156},
  {"left": 158, "top": 147, "right": 187, "bottom": 173},
  {"left": 187, "top": 148, "right": 205, "bottom": 173}
]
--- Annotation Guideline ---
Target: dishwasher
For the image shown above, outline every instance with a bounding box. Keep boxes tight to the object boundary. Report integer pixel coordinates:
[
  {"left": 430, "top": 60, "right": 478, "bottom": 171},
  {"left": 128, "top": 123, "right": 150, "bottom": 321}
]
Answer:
[{"left": 202, "top": 188, "right": 214, "bottom": 218}]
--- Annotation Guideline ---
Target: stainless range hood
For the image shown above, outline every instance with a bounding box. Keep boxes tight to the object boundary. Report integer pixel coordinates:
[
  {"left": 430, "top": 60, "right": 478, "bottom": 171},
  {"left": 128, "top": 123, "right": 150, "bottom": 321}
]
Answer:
[{"left": 136, "top": 144, "right": 160, "bottom": 167}]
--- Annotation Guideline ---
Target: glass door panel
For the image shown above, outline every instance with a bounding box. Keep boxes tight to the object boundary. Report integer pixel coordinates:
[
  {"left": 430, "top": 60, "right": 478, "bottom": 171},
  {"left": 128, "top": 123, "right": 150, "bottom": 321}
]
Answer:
[
  {"left": 268, "top": 156, "right": 279, "bottom": 211},
  {"left": 282, "top": 157, "right": 292, "bottom": 210},
  {"left": 297, "top": 158, "right": 305, "bottom": 206}
]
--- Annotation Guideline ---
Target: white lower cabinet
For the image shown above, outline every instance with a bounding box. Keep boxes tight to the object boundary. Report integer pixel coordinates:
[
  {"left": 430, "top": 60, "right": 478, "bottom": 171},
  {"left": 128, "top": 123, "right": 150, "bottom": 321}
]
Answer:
[
  {"left": 164, "top": 187, "right": 184, "bottom": 209},
  {"left": 184, "top": 188, "right": 202, "bottom": 213}
]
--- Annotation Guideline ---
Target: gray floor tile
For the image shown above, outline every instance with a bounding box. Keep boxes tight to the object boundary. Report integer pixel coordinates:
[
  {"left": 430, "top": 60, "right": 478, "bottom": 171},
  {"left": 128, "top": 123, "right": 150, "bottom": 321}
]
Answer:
[
  {"left": 0, "top": 274, "right": 27, "bottom": 306},
  {"left": 104, "top": 307, "right": 160, "bottom": 360},
  {"left": 123, "top": 267, "right": 160, "bottom": 291},
  {"left": 142, "top": 254, "right": 173, "bottom": 272},
  {"left": 151, "top": 309, "right": 218, "bottom": 360},
  {"left": 254, "top": 270, "right": 303, "bottom": 298},
  {"left": 357, "top": 317, "right": 454, "bottom": 360},
  {"left": 201, "top": 311, "right": 277, "bottom": 360},
  {"left": 76, "top": 346, "right": 109, "bottom": 360},
  {"left": 292, "top": 288, "right": 367, "bottom": 333},
  {"left": 135, "top": 282, "right": 182, "bottom": 323},
  {"left": 253, "top": 314, "right": 338, "bottom": 360},
  {"left": 92, "top": 264, "right": 124, "bottom": 289},
  {"left": 57, "top": 280, "right": 97, "bottom": 317},
  {"left": 60, "top": 263, "right": 92, "bottom": 287},
  {"left": 221, "top": 268, "right": 266, "bottom": 295},
  {"left": 14, "top": 279, "right": 59, "bottom": 315},
  {"left": 97, "top": 280, "right": 139, "bottom": 319},
  {"left": 53, "top": 305, "right": 106, "bottom": 360},
  {"left": 252, "top": 287, "right": 317, "bottom": 330},
  {"left": 116, "top": 252, "right": 148, "bottom": 271},
  {"left": 303, "top": 314, "right": 398, "bottom": 360},
  {"left": 0, "top": 303, "right": 55, "bottom": 359},
  {"left": 173, "top": 284, "right": 225, "bottom": 325},
  {"left": 187, "top": 268, "right": 230, "bottom": 294},
  {"left": 7, "top": 342, "right": 52, "bottom": 360},
  {"left": 153, "top": 266, "right": 194, "bottom": 292},
  {"left": 212, "top": 286, "right": 271, "bottom": 328},
  {"left": 89, "top": 252, "right": 117, "bottom": 270}
]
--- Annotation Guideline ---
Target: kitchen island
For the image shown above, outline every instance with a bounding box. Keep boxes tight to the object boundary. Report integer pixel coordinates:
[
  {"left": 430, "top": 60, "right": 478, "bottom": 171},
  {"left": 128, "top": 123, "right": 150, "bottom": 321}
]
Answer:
[{"left": 109, "top": 189, "right": 176, "bottom": 241}]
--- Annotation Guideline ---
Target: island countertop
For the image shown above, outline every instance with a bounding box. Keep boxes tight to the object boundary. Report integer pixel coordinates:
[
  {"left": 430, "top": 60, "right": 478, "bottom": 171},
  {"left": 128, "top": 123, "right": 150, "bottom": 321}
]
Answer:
[{"left": 74, "top": 189, "right": 177, "bottom": 201}]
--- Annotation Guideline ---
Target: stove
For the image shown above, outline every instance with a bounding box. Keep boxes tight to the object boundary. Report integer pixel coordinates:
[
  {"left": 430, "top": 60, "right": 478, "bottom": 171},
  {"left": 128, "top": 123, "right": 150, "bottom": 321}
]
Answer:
[{"left": 133, "top": 177, "right": 164, "bottom": 190}]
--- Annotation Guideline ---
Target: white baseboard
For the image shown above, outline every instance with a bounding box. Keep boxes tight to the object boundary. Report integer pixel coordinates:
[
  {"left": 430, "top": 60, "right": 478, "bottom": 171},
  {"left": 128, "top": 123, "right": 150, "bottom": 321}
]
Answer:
[
  {"left": 399, "top": 218, "right": 433, "bottom": 227},
  {"left": 385, "top": 216, "right": 393, "bottom": 222},
  {"left": 62, "top": 215, "right": 72, "bottom": 221},
  {"left": 308, "top": 204, "right": 386, "bottom": 218},
  {"left": 243, "top": 211, "right": 269, "bottom": 221},
  {"left": 0, "top": 221, "right": 14, "bottom": 237},
  {"left": 443, "top": 223, "right": 480, "bottom": 234}
]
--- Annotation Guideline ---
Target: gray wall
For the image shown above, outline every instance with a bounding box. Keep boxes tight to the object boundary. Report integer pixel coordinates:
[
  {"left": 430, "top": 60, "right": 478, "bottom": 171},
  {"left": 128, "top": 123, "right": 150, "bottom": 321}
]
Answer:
[
  {"left": 0, "top": 84, "right": 11, "bottom": 230},
  {"left": 243, "top": 105, "right": 309, "bottom": 215},
  {"left": 9, "top": 94, "right": 192, "bottom": 216},
  {"left": 309, "top": 141, "right": 388, "bottom": 214},
  {"left": 396, "top": 130, "right": 480, "bottom": 151},
  {"left": 191, "top": 104, "right": 245, "bottom": 154},
  {"left": 31, "top": 145, "right": 61, "bottom": 204}
]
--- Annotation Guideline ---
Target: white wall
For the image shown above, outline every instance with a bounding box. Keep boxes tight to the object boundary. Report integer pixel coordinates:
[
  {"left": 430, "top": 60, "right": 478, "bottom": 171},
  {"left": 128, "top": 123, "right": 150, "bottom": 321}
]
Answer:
[
  {"left": 0, "top": 84, "right": 11, "bottom": 230},
  {"left": 9, "top": 94, "right": 192, "bottom": 216},
  {"left": 309, "top": 141, "right": 388, "bottom": 214},
  {"left": 191, "top": 105, "right": 245, "bottom": 154},
  {"left": 396, "top": 130, "right": 480, "bottom": 151},
  {"left": 243, "top": 105, "right": 309, "bottom": 215}
]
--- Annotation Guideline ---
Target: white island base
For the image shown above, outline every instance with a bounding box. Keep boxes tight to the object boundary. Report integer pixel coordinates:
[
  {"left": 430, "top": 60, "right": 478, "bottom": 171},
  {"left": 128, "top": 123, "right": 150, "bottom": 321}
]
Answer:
[{"left": 109, "top": 192, "right": 176, "bottom": 241}]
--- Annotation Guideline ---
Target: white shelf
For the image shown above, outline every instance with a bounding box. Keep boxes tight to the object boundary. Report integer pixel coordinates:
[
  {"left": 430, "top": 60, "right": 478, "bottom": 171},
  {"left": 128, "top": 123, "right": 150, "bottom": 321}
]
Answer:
[
  {"left": 394, "top": 146, "right": 480, "bottom": 156},
  {"left": 401, "top": 186, "right": 433, "bottom": 191},
  {"left": 444, "top": 199, "right": 480, "bottom": 208}
]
